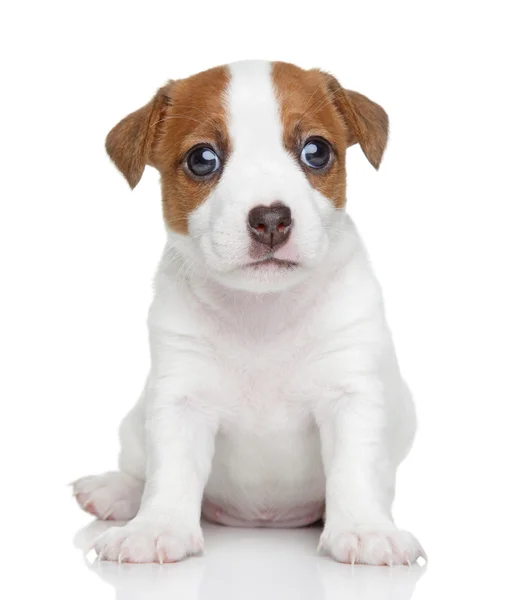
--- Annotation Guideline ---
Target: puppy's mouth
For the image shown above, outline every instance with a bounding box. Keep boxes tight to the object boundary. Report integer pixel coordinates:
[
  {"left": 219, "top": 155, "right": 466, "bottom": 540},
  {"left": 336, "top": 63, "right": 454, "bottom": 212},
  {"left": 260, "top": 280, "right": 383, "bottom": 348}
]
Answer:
[{"left": 244, "top": 257, "right": 299, "bottom": 270}]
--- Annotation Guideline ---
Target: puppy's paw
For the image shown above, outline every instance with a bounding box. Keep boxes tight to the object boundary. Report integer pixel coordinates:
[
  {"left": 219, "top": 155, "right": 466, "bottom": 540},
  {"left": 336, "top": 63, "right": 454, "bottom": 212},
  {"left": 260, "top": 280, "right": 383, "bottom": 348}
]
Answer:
[
  {"left": 72, "top": 471, "right": 143, "bottom": 521},
  {"left": 319, "top": 526, "right": 426, "bottom": 566},
  {"left": 94, "top": 520, "right": 204, "bottom": 564}
]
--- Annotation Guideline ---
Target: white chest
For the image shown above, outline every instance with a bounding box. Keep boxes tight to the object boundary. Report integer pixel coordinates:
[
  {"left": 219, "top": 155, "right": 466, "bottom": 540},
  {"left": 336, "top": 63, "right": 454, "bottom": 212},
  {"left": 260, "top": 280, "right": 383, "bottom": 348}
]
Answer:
[{"left": 202, "top": 328, "right": 326, "bottom": 525}]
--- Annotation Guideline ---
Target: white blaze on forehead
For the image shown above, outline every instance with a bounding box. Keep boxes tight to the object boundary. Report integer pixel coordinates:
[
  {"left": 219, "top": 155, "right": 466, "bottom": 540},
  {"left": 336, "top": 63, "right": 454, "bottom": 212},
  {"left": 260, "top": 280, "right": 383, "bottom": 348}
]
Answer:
[
  {"left": 188, "top": 61, "right": 333, "bottom": 293},
  {"left": 226, "top": 61, "right": 284, "bottom": 156}
]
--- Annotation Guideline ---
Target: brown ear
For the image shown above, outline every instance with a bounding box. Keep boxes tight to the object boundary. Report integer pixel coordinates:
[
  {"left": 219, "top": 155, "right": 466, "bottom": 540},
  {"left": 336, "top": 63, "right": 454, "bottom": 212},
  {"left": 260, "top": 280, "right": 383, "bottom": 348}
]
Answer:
[
  {"left": 105, "top": 81, "right": 173, "bottom": 189},
  {"left": 322, "top": 73, "right": 389, "bottom": 170}
]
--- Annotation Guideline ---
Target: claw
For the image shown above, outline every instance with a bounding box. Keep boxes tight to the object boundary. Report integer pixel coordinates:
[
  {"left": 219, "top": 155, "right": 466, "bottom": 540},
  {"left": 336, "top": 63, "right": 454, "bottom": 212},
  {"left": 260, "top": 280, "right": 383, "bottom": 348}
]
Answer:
[
  {"left": 349, "top": 550, "right": 356, "bottom": 567},
  {"left": 103, "top": 507, "right": 114, "bottom": 520},
  {"left": 156, "top": 537, "right": 166, "bottom": 564},
  {"left": 192, "top": 534, "right": 205, "bottom": 554}
]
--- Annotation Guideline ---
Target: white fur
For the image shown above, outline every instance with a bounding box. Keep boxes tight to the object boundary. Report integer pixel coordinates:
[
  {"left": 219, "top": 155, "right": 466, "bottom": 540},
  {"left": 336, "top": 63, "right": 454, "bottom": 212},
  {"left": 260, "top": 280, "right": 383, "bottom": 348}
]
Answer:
[{"left": 74, "top": 60, "right": 425, "bottom": 565}]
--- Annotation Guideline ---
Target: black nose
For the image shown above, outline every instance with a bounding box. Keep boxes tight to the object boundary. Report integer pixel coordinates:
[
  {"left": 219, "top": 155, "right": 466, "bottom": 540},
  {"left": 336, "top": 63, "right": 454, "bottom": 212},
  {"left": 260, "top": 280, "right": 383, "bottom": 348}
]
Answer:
[{"left": 248, "top": 204, "right": 292, "bottom": 248}]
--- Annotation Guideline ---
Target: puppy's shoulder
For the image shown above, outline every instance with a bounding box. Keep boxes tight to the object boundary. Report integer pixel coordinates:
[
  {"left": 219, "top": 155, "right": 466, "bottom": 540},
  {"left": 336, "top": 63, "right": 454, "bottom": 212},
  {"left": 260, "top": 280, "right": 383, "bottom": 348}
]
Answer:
[
  {"left": 314, "top": 237, "right": 385, "bottom": 330},
  {"left": 148, "top": 248, "right": 207, "bottom": 336}
]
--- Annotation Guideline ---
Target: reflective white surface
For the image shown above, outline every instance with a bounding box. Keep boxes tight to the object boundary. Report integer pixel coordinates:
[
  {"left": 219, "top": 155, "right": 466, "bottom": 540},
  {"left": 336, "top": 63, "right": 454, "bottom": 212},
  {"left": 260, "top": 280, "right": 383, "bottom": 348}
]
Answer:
[
  {"left": 75, "top": 521, "right": 426, "bottom": 600},
  {"left": 5, "top": 499, "right": 510, "bottom": 600}
]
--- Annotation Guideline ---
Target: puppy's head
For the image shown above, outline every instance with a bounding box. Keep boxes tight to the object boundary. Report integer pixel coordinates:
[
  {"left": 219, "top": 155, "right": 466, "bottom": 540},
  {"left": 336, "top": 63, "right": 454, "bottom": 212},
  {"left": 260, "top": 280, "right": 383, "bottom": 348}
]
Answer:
[{"left": 107, "top": 61, "right": 388, "bottom": 292}]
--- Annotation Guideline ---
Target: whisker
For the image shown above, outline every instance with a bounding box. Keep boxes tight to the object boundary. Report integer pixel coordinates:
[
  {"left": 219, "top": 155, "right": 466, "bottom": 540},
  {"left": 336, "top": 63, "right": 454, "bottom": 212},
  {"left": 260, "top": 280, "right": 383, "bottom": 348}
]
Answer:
[
  {"left": 170, "top": 105, "right": 224, "bottom": 136},
  {"left": 296, "top": 85, "right": 344, "bottom": 128},
  {"left": 165, "top": 215, "right": 191, "bottom": 224},
  {"left": 297, "top": 80, "right": 325, "bottom": 119},
  {"left": 156, "top": 114, "right": 207, "bottom": 128}
]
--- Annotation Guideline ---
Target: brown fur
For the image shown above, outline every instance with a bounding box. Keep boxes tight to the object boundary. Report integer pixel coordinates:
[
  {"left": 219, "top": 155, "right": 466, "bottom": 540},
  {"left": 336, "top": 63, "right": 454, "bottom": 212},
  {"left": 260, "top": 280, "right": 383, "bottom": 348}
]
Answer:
[
  {"left": 106, "top": 66, "right": 230, "bottom": 233},
  {"left": 106, "top": 62, "right": 387, "bottom": 230},
  {"left": 321, "top": 72, "right": 389, "bottom": 170},
  {"left": 271, "top": 62, "right": 388, "bottom": 208},
  {"left": 105, "top": 85, "right": 172, "bottom": 190}
]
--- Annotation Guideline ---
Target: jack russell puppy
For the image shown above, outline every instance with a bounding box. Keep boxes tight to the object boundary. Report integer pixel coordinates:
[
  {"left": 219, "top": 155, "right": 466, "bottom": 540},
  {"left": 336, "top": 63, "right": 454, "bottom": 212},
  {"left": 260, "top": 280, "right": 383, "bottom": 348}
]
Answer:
[{"left": 73, "top": 60, "right": 426, "bottom": 566}]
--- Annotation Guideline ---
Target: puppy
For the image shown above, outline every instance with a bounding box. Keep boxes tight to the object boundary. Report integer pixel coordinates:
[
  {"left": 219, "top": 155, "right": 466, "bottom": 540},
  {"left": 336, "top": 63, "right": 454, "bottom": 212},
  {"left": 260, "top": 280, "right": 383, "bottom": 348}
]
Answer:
[{"left": 73, "top": 60, "right": 425, "bottom": 566}]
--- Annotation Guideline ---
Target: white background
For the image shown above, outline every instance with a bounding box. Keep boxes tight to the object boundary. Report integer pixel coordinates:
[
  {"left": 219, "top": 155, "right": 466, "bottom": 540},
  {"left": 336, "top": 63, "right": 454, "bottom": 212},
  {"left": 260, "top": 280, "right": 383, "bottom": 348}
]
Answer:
[{"left": 1, "top": 1, "right": 512, "bottom": 598}]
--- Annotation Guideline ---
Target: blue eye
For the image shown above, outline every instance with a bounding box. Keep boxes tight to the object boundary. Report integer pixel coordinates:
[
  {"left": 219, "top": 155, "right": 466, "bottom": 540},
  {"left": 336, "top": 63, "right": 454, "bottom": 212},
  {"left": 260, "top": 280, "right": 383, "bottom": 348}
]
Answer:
[
  {"left": 300, "top": 138, "right": 331, "bottom": 169},
  {"left": 186, "top": 146, "right": 221, "bottom": 176}
]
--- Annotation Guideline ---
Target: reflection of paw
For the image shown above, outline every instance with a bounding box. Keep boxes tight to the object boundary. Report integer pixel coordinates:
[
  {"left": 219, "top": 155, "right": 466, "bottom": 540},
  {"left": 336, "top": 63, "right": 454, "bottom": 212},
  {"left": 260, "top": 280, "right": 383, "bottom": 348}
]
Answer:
[
  {"left": 72, "top": 471, "right": 143, "bottom": 521},
  {"left": 319, "top": 527, "right": 426, "bottom": 566},
  {"left": 94, "top": 520, "right": 204, "bottom": 564},
  {"left": 316, "top": 557, "right": 426, "bottom": 600}
]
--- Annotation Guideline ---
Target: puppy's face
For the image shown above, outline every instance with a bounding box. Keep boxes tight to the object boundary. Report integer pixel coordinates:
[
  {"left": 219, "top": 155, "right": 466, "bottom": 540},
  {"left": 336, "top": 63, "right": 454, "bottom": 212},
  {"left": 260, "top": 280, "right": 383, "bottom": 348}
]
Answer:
[{"left": 107, "top": 61, "right": 388, "bottom": 292}]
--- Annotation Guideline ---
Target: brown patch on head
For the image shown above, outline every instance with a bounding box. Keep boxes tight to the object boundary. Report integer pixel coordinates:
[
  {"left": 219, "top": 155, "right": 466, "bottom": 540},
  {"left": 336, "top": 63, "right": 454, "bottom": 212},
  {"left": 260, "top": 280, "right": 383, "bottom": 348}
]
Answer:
[
  {"left": 271, "top": 62, "right": 389, "bottom": 208},
  {"left": 106, "top": 66, "right": 230, "bottom": 233}
]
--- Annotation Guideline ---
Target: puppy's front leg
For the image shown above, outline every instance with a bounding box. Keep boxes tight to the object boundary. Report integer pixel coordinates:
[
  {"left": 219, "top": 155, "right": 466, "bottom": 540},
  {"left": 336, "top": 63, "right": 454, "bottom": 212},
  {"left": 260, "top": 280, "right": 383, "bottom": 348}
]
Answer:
[
  {"left": 95, "top": 379, "right": 218, "bottom": 564},
  {"left": 316, "top": 378, "right": 425, "bottom": 566}
]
